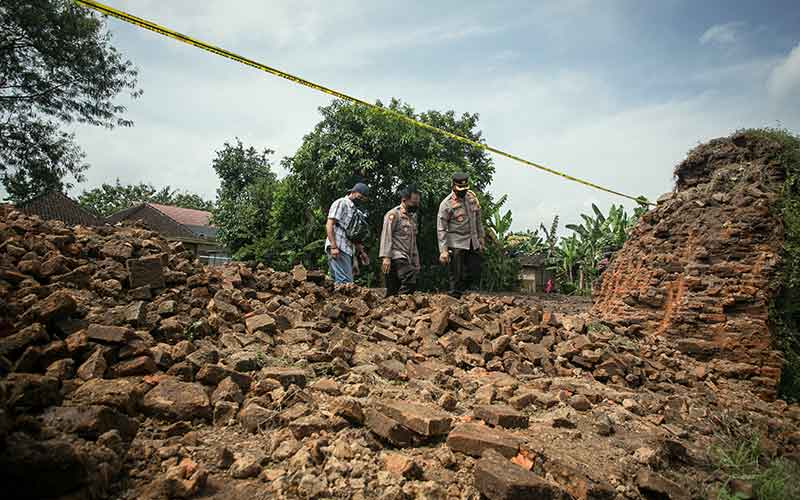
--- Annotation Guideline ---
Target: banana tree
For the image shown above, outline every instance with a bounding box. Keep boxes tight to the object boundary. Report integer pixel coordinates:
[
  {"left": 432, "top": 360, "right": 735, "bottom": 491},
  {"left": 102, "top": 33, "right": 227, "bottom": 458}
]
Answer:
[
  {"left": 553, "top": 234, "right": 580, "bottom": 289},
  {"left": 485, "top": 194, "right": 513, "bottom": 245},
  {"left": 476, "top": 193, "right": 521, "bottom": 291}
]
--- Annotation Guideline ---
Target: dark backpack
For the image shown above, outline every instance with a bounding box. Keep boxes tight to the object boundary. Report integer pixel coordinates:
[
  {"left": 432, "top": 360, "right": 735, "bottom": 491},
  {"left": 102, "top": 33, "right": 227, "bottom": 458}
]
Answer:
[{"left": 344, "top": 207, "right": 370, "bottom": 243}]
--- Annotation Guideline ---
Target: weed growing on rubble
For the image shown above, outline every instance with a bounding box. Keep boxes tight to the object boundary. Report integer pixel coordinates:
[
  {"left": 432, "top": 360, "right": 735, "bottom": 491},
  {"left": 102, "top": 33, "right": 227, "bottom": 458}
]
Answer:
[
  {"left": 742, "top": 128, "right": 800, "bottom": 401},
  {"left": 709, "top": 412, "right": 800, "bottom": 500},
  {"left": 587, "top": 322, "right": 612, "bottom": 333}
]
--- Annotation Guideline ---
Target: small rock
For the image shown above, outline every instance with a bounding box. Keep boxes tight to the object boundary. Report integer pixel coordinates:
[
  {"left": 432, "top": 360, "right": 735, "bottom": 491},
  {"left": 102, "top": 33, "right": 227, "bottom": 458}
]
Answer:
[
  {"left": 474, "top": 405, "right": 529, "bottom": 429},
  {"left": 474, "top": 450, "right": 568, "bottom": 500},
  {"left": 238, "top": 403, "right": 271, "bottom": 433},
  {"left": 377, "top": 359, "right": 407, "bottom": 381},
  {"left": 109, "top": 355, "right": 157, "bottom": 377},
  {"left": 381, "top": 451, "right": 422, "bottom": 479},
  {"left": 215, "top": 446, "right": 234, "bottom": 469},
  {"left": 127, "top": 255, "right": 165, "bottom": 289},
  {"left": 635, "top": 470, "right": 687, "bottom": 500},
  {"left": 259, "top": 367, "right": 307, "bottom": 388},
  {"left": 446, "top": 422, "right": 522, "bottom": 458},
  {"left": 438, "top": 393, "right": 458, "bottom": 412},
  {"left": 142, "top": 378, "right": 211, "bottom": 420},
  {"left": 333, "top": 397, "right": 364, "bottom": 424},
  {"left": 213, "top": 401, "right": 239, "bottom": 426},
  {"left": 623, "top": 398, "right": 645, "bottom": 416},
  {"left": 87, "top": 324, "right": 135, "bottom": 344},
  {"left": 372, "top": 399, "right": 453, "bottom": 436},
  {"left": 288, "top": 415, "right": 328, "bottom": 439},
  {"left": 364, "top": 408, "right": 416, "bottom": 447},
  {"left": 245, "top": 314, "right": 276, "bottom": 334},
  {"left": 596, "top": 414, "right": 614, "bottom": 436},
  {"left": 230, "top": 453, "right": 263, "bottom": 479},
  {"left": 211, "top": 377, "right": 244, "bottom": 405},
  {"left": 310, "top": 378, "right": 341, "bottom": 395},
  {"left": 633, "top": 447, "right": 659, "bottom": 466},
  {"left": 568, "top": 395, "right": 592, "bottom": 412}
]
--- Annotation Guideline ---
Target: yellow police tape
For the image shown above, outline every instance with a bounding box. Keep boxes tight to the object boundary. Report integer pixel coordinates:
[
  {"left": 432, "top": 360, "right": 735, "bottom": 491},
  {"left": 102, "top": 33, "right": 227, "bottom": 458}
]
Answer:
[{"left": 74, "top": 0, "right": 650, "bottom": 206}]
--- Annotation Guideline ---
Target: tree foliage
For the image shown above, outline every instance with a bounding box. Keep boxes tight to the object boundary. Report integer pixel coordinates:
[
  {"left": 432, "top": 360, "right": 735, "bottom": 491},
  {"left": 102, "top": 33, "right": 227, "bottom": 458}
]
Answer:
[
  {"left": 276, "top": 98, "right": 496, "bottom": 287},
  {"left": 78, "top": 180, "right": 214, "bottom": 217},
  {"left": 551, "top": 202, "right": 647, "bottom": 294},
  {"left": 210, "top": 139, "right": 278, "bottom": 255},
  {"left": 0, "top": 0, "right": 140, "bottom": 202},
  {"left": 480, "top": 194, "right": 520, "bottom": 291}
]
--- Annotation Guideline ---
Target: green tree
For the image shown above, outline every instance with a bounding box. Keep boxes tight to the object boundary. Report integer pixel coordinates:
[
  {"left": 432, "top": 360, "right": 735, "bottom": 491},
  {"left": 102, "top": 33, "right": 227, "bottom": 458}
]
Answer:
[
  {"left": 210, "top": 139, "right": 278, "bottom": 255},
  {"left": 549, "top": 200, "right": 649, "bottom": 294},
  {"left": 276, "top": 98, "right": 495, "bottom": 287},
  {"left": 78, "top": 180, "right": 214, "bottom": 217},
  {"left": 480, "top": 194, "right": 520, "bottom": 291},
  {"left": 1, "top": 0, "right": 141, "bottom": 202}
]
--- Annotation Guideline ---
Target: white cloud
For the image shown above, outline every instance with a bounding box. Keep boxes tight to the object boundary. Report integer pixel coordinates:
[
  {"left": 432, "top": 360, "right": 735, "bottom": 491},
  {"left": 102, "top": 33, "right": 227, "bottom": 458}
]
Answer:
[
  {"left": 699, "top": 21, "right": 745, "bottom": 46},
  {"left": 768, "top": 43, "right": 800, "bottom": 101},
  {"left": 128, "top": 0, "right": 356, "bottom": 48},
  {"left": 63, "top": 2, "right": 800, "bottom": 238}
]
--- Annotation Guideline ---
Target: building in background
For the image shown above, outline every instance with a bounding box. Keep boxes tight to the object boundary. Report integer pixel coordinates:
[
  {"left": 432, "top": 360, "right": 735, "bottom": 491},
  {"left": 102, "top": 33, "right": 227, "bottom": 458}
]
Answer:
[
  {"left": 517, "top": 254, "right": 551, "bottom": 294},
  {"left": 16, "top": 191, "right": 103, "bottom": 227},
  {"left": 107, "top": 203, "right": 229, "bottom": 266}
]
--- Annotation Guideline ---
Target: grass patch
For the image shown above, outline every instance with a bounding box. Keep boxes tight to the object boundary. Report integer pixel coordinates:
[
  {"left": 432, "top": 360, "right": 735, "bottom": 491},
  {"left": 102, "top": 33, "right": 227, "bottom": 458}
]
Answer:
[
  {"left": 587, "top": 322, "right": 612, "bottom": 333},
  {"left": 709, "top": 412, "right": 800, "bottom": 500}
]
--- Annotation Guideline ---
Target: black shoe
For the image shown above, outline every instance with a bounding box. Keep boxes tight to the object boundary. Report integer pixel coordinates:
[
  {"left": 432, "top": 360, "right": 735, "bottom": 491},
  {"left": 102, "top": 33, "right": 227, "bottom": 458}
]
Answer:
[{"left": 447, "top": 291, "right": 462, "bottom": 299}]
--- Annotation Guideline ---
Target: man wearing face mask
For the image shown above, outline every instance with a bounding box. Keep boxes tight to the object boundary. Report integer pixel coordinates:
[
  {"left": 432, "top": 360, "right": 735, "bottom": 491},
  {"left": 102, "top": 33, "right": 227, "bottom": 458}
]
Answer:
[
  {"left": 437, "top": 172, "right": 485, "bottom": 298},
  {"left": 325, "top": 182, "right": 370, "bottom": 284},
  {"left": 379, "top": 185, "right": 421, "bottom": 297}
]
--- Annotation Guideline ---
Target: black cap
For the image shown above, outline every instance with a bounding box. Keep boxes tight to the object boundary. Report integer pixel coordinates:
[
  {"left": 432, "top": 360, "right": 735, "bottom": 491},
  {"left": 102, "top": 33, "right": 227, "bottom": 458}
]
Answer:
[
  {"left": 452, "top": 172, "right": 469, "bottom": 191},
  {"left": 349, "top": 182, "right": 369, "bottom": 198}
]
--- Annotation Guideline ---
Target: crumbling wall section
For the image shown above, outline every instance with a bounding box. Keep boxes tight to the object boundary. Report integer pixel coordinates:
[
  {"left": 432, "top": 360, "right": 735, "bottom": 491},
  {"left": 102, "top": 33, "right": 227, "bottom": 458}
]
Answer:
[{"left": 592, "top": 133, "right": 787, "bottom": 398}]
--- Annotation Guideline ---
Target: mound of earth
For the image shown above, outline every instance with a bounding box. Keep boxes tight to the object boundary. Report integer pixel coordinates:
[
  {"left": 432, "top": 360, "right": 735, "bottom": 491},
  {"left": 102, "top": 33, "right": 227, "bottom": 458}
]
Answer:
[{"left": 1, "top": 183, "right": 798, "bottom": 498}]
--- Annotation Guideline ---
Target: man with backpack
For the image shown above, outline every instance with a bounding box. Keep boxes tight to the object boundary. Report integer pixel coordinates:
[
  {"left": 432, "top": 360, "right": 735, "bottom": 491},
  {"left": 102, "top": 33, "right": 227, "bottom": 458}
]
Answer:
[
  {"left": 325, "top": 182, "right": 370, "bottom": 284},
  {"left": 379, "top": 185, "right": 421, "bottom": 297}
]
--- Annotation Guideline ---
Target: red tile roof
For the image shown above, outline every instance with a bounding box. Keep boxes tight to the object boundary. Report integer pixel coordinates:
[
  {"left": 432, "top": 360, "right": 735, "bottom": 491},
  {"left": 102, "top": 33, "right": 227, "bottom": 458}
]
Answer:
[{"left": 147, "top": 203, "right": 214, "bottom": 227}]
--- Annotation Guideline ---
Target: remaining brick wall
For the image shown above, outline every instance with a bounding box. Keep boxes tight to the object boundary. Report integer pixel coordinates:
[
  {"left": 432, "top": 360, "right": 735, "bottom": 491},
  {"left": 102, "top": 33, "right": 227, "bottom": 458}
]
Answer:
[{"left": 592, "top": 133, "right": 787, "bottom": 398}]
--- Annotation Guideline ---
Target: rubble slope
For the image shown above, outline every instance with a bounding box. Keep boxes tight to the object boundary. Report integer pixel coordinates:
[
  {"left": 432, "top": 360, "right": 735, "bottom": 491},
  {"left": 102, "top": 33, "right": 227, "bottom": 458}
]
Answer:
[{"left": 0, "top": 207, "right": 798, "bottom": 500}]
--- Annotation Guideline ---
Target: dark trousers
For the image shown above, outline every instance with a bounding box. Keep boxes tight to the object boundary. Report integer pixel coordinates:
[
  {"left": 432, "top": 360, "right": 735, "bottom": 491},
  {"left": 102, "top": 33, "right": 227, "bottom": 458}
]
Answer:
[
  {"left": 385, "top": 259, "right": 418, "bottom": 297},
  {"left": 448, "top": 247, "right": 482, "bottom": 297}
]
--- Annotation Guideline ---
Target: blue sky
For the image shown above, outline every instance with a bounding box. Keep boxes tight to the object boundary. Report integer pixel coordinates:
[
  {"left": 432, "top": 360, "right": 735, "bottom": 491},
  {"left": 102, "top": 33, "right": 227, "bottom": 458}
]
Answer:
[{"left": 73, "top": 0, "right": 800, "bottom": 231}]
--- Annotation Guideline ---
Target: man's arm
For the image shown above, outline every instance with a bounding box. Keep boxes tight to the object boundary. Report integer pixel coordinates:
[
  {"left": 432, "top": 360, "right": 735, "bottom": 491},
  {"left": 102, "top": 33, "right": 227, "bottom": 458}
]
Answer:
[
  {"left": 379, "top": 212, "right": 394, "bottom": 273},
  {"left": 437, "top": 201, "right": 449, "bottom": 253},
  {"left": 437, "top": 200, "right": 450, "bottom": 264},
  {"left": 379, "top": 212, "right": 393, "bottom": 259},
  {"left": 476, "top": 205, "right": 486, "bottom": 249},
  {"left": 326, "top": 218, "right": 339, "bottom": 257}
]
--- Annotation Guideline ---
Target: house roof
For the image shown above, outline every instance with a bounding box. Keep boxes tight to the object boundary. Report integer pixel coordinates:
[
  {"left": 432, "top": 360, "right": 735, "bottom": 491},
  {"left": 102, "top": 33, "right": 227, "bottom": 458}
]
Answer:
[
  {"left": 147, "top": 203, "right": 213, "bottom": 227},
  {"left": 107, "top": 202, "right": 217, "bottom": 240},
  {"left": 517, "top": 254, "right": 546, "bottom": 267},
  {"left": 17, "top": 191, "right": 103, "bottom": 227}
]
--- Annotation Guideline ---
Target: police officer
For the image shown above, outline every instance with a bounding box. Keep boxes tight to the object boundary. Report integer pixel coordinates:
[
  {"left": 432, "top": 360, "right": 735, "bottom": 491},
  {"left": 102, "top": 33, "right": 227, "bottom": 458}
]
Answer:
[
  {"left": 379, "top": 185, "right": 421, "bottom": 297},
  {"left": 437, "top": 172, "right": 485, "bottom": 298}
]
